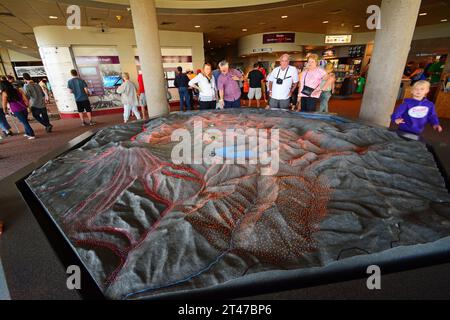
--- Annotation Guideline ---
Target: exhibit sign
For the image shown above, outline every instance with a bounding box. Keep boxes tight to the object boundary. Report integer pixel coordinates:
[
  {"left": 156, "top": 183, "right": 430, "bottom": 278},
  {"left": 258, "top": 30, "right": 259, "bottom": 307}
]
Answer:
[
  {"left": 74, "top": 55, "right": 123, "bottom": 110},
  {"left": 325, "top": 35, "right": 352, "bottom": 44},
  {"left": 263, "top": 33, "right": 295, "bottom": 44}
]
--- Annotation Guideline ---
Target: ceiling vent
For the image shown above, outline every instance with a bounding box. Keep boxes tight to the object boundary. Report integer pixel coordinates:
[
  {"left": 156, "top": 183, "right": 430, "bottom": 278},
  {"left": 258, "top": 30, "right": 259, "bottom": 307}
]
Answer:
[{"left": 160, "top": 21, "right": 175, "bottom": 25}]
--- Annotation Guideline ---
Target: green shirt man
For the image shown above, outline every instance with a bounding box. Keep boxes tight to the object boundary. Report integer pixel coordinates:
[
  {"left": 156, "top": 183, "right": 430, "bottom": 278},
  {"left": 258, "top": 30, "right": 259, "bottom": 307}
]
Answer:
[{"left": 428, "top": 59, "right": 446, "bottom": 84}]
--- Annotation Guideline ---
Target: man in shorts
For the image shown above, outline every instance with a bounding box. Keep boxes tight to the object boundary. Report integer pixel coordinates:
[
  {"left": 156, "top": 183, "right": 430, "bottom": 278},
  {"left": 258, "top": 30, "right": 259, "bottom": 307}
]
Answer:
[
  {"left": 68, "top": 69, "right": 96, "bottom": 126},
  {"left": 247, "top": 63, "right": 265, "bottom": 108}
]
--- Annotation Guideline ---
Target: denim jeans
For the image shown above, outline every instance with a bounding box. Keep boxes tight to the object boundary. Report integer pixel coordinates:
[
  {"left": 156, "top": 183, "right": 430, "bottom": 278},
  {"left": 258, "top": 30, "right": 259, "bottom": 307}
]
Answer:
[
  {"left": 319, "top": 91, "right": 332, "bottom": 113},
  {"left": 31, "top": 107, "right": 51, "bottom": 128},
  {"left": 0, "top": 109, "right": 11, "bottom": 133},
  {"left": 178, "top": 87, "right": 191, "bottom": 111},
  {"left": 224, "top": 99, "right": 241, "bottom": 109},
  {"left": 14, "top": 110, "right": 35, "bottom": 137}
]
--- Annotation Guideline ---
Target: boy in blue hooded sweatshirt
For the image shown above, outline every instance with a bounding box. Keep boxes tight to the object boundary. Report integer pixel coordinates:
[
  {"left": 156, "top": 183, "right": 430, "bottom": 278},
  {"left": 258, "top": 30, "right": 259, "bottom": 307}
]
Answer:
[{"left": 391, "top": 80, "right": 443, "bottom": 138}]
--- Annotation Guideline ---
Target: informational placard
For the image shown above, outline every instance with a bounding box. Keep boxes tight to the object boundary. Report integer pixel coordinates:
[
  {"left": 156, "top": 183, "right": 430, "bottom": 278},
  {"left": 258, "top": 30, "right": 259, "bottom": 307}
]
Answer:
[
  {"left": 325, "top": 35, "right": 352, "bottom": 44},
  {"left": 74, "top": 53, "right": 123, "bottom": 110},
  {"left": 162, "top": 56, "right": 193, "bottom": 63},
  {"left": 39, "top": 46, "right": 78, "bottom": 113},
  {"left": 263, "top": 33, "right": 295, "bottom": 44}
]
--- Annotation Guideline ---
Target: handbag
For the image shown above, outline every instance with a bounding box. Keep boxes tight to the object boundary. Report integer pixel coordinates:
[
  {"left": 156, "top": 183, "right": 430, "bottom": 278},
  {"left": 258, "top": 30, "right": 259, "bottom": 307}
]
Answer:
[{"left": 301, "top": 72, "right": 321, "bottom": 97}]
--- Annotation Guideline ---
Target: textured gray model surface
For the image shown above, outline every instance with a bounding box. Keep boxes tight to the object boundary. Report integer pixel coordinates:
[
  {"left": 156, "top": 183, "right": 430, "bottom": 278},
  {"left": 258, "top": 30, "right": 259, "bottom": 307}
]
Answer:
[{"left": 26, "top": 110, "right": 450, "bottom": 299}]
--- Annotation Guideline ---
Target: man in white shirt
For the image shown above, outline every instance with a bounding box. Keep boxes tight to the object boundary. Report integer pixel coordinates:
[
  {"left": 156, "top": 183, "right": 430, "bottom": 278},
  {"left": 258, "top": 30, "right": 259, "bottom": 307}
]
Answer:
[{"left": 266, "top": 54, "right": 299, "bottom": 110}]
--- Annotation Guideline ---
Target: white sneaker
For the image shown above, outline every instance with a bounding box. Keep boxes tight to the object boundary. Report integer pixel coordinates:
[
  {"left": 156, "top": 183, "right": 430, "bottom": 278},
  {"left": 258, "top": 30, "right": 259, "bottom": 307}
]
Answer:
[{"left": 28, "top": 136, "right": 36, "bottom": 140}]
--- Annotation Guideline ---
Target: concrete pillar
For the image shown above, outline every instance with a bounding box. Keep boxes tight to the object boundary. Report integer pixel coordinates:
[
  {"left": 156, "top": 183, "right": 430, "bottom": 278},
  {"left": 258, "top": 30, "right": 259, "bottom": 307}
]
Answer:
[
  {"left": 116, "top": 45, "right": 138, "bottom": 84},
  {"left": 359, "top": 0, "right": 422, "bottom": 126},
  {"left": 129, "top": 0, "right": 168, "bottom": 118}
]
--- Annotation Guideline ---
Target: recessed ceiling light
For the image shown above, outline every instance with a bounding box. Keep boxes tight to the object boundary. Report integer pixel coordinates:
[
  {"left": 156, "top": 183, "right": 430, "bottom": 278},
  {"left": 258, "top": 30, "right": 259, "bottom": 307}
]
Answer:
[
  {"left": 207, "top": 40, "right": 211, "bottom": 44},
  {"left": 21, "top": 46, "right": 28, "bottom": 49},
  {"left": 419, "top": 12, "right": 427, "bottom": 16},
  {"left": 281, "top": 16, "right": 288, "bottom": 19},
  {"left": 194, "top": 25, "right": 201, "bottom": 28},
  {"left": 322, "top": 21, "right": 329, "bottom": 24},
  {"left": 441, "top": 18, "right": 448, "bottom": 22},
  {"left": 242, "top": 28, "right": 248, "bottom": 32},
  {"left": 5, "top": 40, "right": 12, "bottom": 42},
  {"left": 354, "top": 25, "right": 361, "bottom": 28},
  {"left": 49, "top": 16, "right": 58, "bottom": 19}
]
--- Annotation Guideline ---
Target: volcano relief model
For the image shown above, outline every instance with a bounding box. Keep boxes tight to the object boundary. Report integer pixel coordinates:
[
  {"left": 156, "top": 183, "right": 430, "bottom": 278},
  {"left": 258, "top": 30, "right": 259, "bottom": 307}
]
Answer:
[{"left": 26, "top": 109, "right": 450, "bottom": 299}]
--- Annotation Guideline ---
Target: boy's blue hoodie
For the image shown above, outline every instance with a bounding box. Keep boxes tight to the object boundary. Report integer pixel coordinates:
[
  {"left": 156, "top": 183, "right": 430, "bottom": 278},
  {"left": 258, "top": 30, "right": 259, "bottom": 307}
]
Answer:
[{"left": 391, "top": 98, "right": 440, "bottom": 135}]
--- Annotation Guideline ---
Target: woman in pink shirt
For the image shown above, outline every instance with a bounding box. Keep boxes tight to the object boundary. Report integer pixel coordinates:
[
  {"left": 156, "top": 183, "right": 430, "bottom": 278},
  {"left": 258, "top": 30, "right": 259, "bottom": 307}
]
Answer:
[{"left": 297, "top": 54, "right": 326, "bottom": 112}]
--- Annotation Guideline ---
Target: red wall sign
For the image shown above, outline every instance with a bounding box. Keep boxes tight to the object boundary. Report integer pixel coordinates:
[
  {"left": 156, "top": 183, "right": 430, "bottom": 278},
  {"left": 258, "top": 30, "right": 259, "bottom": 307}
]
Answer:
[{"left": 263, "top": 33, "right": 296, "bottom": 44}]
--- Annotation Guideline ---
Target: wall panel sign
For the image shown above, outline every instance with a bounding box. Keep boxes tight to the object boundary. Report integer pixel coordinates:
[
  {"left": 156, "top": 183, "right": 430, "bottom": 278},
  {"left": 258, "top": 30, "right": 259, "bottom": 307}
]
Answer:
[
  {"left": 75, "top": 56, "right": 122, "bottom": 96},
  {"left": 263, "top": 33, "right": 295, "bottom": 44},
  {"left": 135, "top": 54, "right": 193, "bottom": 91},
  {"left": 14, "top": 66, "right": 46, "bottom": 77},
  {"left": 74, "top": 55, "right": 123, "bottom": 110},
  {"left": 252, "top": 48, "right": 273, "bottom": 53},
  {"left": 162, "top": 56, "right": 193, "bottom": 63},
  {"left": 325, "top": 35, "right": 352, "bottom": 44}
]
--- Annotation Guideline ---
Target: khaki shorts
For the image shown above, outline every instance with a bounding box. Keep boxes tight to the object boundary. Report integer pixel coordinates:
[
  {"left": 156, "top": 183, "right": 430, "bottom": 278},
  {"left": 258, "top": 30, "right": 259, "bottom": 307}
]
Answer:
[{"left": 248, "top": 87, "right": 262, "bottom": 100}]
